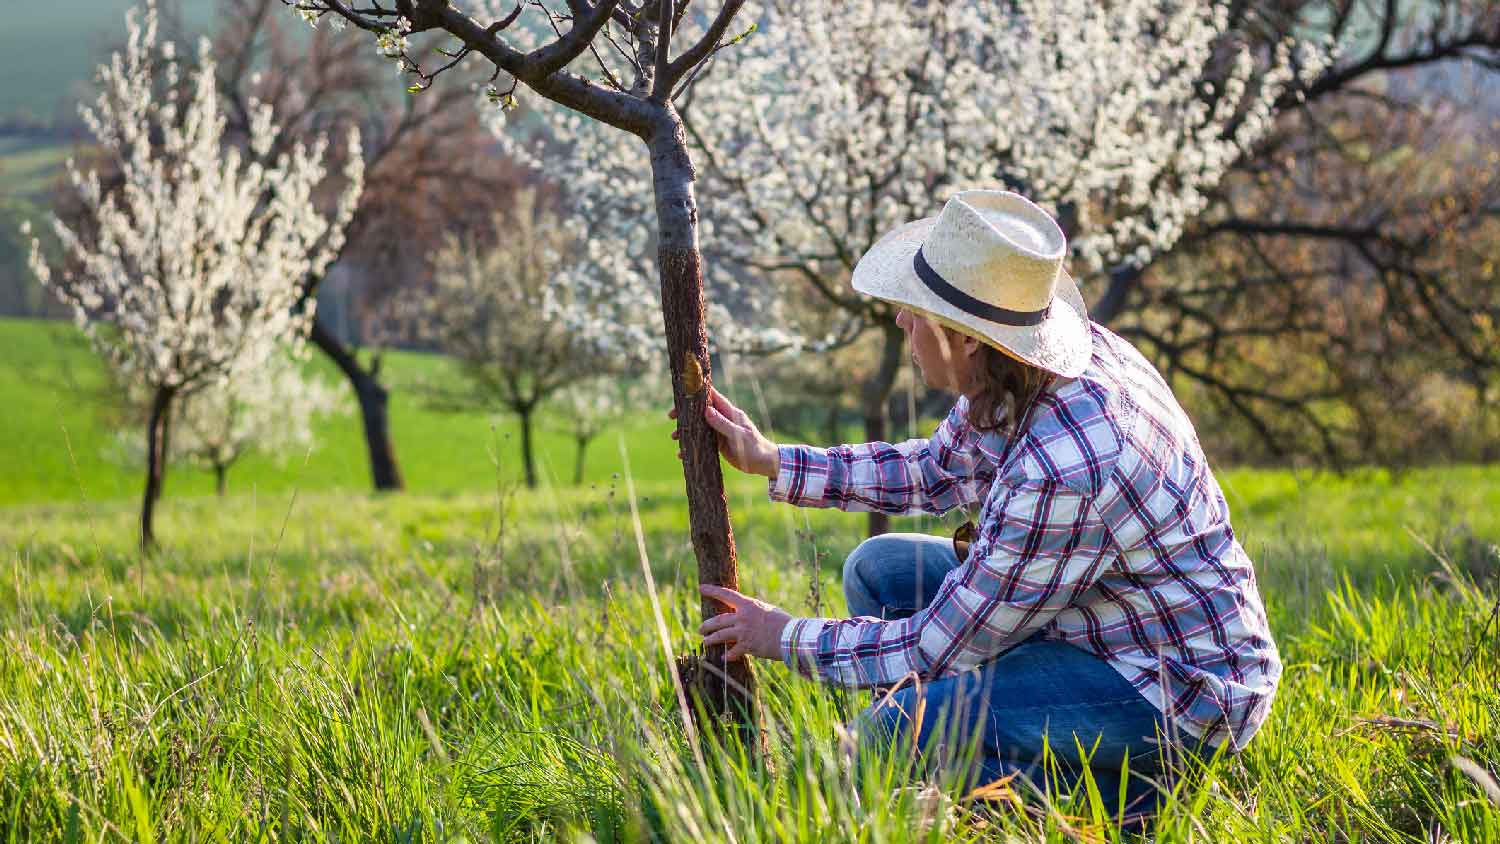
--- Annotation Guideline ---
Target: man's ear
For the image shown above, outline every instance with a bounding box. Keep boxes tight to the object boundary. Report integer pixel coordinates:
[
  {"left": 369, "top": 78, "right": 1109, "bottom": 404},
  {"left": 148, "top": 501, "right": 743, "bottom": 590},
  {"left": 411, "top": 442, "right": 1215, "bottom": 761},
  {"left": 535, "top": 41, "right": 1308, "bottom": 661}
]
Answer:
[{"left": 959, "top": 332, "right": 982, "bottom": 358}]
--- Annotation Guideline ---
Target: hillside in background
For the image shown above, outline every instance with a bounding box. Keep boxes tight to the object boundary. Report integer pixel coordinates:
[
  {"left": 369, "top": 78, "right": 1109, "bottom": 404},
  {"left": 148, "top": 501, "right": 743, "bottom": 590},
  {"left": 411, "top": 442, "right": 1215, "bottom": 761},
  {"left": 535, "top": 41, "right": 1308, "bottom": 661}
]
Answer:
[{"left": 0, "top": 0, "right": 222, "bottom": 121}]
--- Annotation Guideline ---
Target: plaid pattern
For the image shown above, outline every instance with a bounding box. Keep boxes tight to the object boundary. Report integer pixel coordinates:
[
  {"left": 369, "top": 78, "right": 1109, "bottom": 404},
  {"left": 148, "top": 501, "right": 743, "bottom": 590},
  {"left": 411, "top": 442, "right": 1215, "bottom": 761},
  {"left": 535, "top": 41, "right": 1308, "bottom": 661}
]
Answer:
[{"left": 771, "top": 324, "right": 1280, "bottom": 751}]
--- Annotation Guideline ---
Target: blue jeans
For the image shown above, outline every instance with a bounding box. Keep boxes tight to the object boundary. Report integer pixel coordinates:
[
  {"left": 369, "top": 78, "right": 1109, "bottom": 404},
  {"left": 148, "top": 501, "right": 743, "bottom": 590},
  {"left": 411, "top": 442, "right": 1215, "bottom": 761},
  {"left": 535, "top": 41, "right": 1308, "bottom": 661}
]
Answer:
[{"left": 843, "top": 533, "right": 1190, "bottom": 822}]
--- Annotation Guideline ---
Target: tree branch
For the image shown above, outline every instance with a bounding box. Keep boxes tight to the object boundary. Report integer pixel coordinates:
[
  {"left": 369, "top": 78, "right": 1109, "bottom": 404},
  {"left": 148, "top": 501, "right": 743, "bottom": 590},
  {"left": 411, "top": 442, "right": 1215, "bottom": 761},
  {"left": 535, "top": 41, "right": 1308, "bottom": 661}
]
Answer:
[{"left": 661, "top": 0, "right": 744, "bottom": 90}]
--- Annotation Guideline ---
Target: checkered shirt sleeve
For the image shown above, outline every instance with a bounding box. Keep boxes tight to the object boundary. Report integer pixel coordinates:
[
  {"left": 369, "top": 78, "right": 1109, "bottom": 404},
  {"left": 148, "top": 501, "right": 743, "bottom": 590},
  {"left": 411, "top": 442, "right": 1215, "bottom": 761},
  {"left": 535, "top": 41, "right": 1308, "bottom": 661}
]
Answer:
[
  {"left": 779, "top": 476, "right": 1108, "bottom": 687},
  {"left": 767, "top": 397, "right": 992, "bottom": 516}
]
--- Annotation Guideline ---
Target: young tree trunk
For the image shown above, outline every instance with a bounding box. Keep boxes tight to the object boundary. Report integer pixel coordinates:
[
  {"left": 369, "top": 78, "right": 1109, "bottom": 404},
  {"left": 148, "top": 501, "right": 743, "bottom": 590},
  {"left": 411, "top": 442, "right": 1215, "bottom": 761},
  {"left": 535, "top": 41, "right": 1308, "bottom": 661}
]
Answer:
[
  {"left": 140, "top": 385, "right": 175, "bottom": 551},
  {"left": 648, "top": 111, "right": 759, "bottom": 737},
  {"left": 574, "top": 434, "right": 590, "bottom": 486},
  {"left": 214, "top": 464, "right": 227, "bottom": 497},
  {"left": 860, "top": 321, "right": 906, "bottom": 537},
  {"left": 518, "top": 404, "right": 537, "bottom": 489},
  {"left": 310, "top": 315, "right": 404, "bottom": 491},
  {"left": 825, "top": 399, "right": 842, "bottom": 447}
]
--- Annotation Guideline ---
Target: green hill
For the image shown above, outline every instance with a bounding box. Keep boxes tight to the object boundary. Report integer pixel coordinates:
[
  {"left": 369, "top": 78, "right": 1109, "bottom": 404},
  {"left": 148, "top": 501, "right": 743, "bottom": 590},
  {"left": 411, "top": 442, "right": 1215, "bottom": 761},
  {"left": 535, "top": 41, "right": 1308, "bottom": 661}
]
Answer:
[{"left": 0, "top": 0, "right": 225, "bottom": 121}]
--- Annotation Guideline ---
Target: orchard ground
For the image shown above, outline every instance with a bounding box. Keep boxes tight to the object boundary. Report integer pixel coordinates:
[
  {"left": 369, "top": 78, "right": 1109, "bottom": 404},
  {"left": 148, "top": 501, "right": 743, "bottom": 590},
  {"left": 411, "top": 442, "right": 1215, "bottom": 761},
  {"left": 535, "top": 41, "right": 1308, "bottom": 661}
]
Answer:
[{"left": 1, "top": 316, "right": 1498, "bottom": 841}]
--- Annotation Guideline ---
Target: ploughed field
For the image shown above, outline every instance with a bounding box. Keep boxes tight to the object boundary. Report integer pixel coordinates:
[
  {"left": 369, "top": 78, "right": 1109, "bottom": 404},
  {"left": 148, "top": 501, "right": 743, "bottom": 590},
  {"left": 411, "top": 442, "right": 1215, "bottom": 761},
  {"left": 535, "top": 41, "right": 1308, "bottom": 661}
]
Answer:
[{"left": 1, "top": 317, "right": 1498, "bottom": 841}]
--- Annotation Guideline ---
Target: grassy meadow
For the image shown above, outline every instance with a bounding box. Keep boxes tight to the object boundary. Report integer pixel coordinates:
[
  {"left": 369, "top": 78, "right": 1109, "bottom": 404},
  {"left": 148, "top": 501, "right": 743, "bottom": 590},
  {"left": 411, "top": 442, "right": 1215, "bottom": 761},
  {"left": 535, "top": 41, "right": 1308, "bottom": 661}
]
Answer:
[
  {"left": 1, "top": 317, "right": 1499, "bottom": 841},
  {"left": 0, "top": 318, "right": 683, "bottom": 505}
]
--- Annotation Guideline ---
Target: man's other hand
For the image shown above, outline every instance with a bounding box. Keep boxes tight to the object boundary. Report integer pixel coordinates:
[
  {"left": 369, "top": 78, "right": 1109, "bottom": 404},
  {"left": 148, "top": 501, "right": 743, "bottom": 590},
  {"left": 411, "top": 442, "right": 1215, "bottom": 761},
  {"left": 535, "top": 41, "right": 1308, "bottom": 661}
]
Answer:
[
  {"left": 668, "top": 387, "right": 780, "bottom": 480},
  {"left": 698, "top": 584, "right": 793, "bottom": 662}
]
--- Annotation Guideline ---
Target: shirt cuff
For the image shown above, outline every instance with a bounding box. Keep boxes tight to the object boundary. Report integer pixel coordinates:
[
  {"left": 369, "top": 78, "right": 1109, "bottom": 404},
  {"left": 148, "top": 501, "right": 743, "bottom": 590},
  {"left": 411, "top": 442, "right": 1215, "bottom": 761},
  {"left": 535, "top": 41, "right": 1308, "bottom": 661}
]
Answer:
[
  {"left": 779, "top": 615, "right": 830, "bottom": 679},
  {"left": 767, "top": 444, "right": 832, "bottom": 506}
]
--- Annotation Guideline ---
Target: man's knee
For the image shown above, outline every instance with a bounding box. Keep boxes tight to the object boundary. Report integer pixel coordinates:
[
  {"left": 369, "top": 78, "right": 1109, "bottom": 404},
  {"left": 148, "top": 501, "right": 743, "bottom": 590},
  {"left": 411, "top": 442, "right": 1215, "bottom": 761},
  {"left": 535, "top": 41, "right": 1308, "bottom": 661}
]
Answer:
[{"left": 841, "top": 534, "right": 906, "bottom": 591}]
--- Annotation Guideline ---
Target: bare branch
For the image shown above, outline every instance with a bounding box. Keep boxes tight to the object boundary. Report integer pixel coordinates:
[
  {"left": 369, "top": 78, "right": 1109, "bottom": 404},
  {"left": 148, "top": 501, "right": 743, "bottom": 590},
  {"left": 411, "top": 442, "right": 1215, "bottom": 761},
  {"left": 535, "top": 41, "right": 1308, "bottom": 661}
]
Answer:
[{"left": 662, "top": 0, "right": 745, "bottom": 89}]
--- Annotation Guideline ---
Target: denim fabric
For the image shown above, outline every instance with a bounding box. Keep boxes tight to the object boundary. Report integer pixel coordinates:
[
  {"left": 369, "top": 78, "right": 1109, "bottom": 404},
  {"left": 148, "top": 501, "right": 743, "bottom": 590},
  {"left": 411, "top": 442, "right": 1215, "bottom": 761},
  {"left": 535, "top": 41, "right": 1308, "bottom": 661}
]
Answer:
[
  {"left": 843, "top": 533, "right": 960, "bottom": 620},
  {"left": 843, "top": 533, "right": 1192, "bottom": 822}
]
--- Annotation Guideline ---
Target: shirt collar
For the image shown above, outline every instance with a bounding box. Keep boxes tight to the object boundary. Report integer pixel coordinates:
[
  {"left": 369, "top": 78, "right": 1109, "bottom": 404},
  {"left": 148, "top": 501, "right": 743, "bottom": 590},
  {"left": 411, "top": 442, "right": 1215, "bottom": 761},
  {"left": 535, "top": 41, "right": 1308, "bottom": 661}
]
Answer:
[{"left": 975, "top": 428, "right": 1009, "bottom": 465}]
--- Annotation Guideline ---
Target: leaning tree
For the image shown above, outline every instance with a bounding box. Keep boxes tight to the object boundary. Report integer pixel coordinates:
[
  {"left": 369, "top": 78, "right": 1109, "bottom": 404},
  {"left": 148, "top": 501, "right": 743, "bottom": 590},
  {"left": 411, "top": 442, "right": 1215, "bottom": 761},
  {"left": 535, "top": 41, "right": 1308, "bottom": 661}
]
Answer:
[
  {"left": 25, "top": 1, "right": 362, "bottom": 549},
  {"left": 281, "top": 0, "right": 778, "bottom": 731}
]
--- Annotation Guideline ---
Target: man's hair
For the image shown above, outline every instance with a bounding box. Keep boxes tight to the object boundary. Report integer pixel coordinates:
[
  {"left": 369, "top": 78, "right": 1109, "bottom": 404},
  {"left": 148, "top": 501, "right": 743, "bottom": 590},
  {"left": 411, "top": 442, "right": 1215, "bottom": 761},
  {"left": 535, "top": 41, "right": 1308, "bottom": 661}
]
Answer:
[{"left": 967, "top": 341, "right": 1053, "bottom": 435}]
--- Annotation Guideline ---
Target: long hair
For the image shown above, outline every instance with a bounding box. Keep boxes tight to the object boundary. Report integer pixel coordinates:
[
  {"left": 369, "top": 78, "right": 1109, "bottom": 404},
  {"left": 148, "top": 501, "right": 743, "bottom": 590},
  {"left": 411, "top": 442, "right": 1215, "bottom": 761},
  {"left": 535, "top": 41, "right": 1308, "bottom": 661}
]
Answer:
[{"left": 966, "top": 341, "right": 1054, "bottom": 435}]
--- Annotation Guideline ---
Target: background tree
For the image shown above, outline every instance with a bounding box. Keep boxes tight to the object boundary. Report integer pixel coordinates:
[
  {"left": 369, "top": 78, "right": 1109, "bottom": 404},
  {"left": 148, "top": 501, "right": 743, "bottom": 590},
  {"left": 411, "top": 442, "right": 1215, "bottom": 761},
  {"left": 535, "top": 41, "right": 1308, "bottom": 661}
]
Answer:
[
  {"left": 1141, "top": 89, "right": 1500, "bottom": 465},
  {"left": 208, "top": 0, "right": 523, "bottom": 493},
  {"left": 557, "top": 373, "right": 662, "bottom": 485},
  {"left": 167, "top": 358, "right": 345, "bottom": 495},
  {"left": 415, "top": 187, "right": 652, "bottom": 488},
  {"left": 1126, "top": 0, "right": 1500, "bottom": 466},
  {"left": 107, "top": 355, "right": 346, "bottom": 494},
  {"left": 24, "top": 1, "right": 362, "bottom": 548}
]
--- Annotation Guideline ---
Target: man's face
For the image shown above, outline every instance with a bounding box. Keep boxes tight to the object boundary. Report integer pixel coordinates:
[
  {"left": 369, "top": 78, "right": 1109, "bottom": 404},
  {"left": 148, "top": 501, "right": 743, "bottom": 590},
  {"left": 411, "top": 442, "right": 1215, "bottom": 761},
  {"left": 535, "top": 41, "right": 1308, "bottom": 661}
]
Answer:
[{"left": 896, "top": 307, "right": 972, "bottom": 393}]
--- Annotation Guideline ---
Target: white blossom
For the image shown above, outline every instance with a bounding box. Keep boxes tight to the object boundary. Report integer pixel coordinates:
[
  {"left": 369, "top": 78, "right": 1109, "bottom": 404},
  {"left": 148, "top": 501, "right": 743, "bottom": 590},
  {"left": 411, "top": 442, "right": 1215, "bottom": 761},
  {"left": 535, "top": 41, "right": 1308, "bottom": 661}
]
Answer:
[
  {"left": 406, "top": 187, "right": 659, "bottom": 486},
  {"left": 25, "top": 0, "right": 364, "bottom": 399},
  {"left": 490, "top": 0, "right": 1330, "bottom": 353},
  {"left": 415, "top": 186, "right": 658, "bottom": 373},
  {"left": 110, "top": 357, "right": 346, "bottom": 487}
]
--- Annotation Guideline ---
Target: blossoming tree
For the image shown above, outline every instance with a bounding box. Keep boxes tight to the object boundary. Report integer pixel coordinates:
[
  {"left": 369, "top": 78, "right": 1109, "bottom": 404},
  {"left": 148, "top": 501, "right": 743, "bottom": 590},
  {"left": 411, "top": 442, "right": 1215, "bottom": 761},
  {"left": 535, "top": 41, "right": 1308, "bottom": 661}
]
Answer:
[
  {"left": 110, "top": 357, "right": 346, "bottom": 495},
  {"left": 557, "top": 372, "right": 664, "bottom": 485},
  {"left": 414, "top": 187, "right": 656, "bottom": 488},
  {"left": 25, "top": 1, "right": 363, "bottom": 549},
  {"left": 211, "top": 0, "right": 519, "bottom": 493},
  {"left": 169, "top": 360, "right": 346, "bottom": 496},
  {"left": 519, "top": 0, "right": 1328, "bottom": 534},
  {"left": 279, "top": 0, "right": 775, "bottom": 727}
]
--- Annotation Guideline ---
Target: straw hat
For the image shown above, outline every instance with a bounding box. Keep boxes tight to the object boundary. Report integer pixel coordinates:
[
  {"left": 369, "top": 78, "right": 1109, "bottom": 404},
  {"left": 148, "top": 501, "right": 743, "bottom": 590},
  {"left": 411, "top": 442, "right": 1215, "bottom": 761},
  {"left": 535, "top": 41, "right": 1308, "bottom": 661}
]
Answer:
[{"left": 851, "top": 190, "right": 1091, "bottom": 378}]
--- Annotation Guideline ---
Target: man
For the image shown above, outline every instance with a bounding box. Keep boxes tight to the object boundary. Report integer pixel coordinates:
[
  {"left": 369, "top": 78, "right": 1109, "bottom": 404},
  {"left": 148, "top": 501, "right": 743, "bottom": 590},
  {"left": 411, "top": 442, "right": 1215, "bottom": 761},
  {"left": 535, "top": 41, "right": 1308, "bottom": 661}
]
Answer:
[{"left": 682, "top": 190, "right": 1279, "bottom": 821}]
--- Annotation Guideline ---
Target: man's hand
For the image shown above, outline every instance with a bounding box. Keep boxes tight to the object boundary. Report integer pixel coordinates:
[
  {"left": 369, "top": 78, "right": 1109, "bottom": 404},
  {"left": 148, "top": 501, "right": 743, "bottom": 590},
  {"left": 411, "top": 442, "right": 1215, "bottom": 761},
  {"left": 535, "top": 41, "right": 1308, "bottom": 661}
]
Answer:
[
  {"left": 669, "top": 387, "right": 780, "bottom": 480},
  {"left": 698, "top": 584, "right": 792, "bottom": 662}
]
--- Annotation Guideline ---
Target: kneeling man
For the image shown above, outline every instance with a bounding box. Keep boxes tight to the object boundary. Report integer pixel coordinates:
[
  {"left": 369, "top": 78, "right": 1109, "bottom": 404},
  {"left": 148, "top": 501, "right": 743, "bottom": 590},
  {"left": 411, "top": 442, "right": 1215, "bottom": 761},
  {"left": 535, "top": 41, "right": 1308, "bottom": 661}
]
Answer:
[{"left": 687, "top": 190, "right": 1279, "bottom": 822}]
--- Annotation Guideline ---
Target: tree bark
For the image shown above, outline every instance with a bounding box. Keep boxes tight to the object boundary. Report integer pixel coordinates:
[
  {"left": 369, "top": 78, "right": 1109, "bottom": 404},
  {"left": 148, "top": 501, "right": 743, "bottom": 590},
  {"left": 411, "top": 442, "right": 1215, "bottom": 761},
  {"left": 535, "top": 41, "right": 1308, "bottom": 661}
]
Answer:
[
  {"left": 574, "top": 434, "right": 589, "bottom": 486},
  {"left": 860, "top": 320, "right": 906, "bottom": 538},
  {"left": 214, "top": 464, "right": 227, "bottom": 497},
  {"left": 648, "top": 110, "right": 758, "bottom": 735},
  {"left": 140, "top": 385, "right": 175, "bottom": 551},
  {"left": 1087, "top": 264, "right": 1142, "bottom": 327},
  {"left": 310, "top": 314, "right": 404, "bottom": 491},
  {"left": 518, "top": 404, "right": 537, "bottom": 489}
]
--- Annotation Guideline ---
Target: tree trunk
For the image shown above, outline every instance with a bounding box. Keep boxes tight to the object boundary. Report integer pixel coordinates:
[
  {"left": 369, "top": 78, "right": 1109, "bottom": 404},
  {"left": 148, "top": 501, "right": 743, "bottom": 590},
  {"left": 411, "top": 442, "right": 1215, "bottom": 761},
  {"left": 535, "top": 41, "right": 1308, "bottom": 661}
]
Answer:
[
  {"left": 519, "top": 405, "right": 537, "bottom": 489},
  {"left": 214, "top": 464, "right": 227, "bottom": 497},
  {"left": 574, "top": 434, "right": 589, "bottom": 486},
  {"left": 825, "top": 399, "right": 842, "bottom": 447},
  {"left": 648, "top": 111, "right": 758, "bottom": 736},
  {"left": 860, "top": 320, "right": 906, "bottom": 537},
  {"left": 140, "top": 385, "right": 175, "bottom": 551},
  {"left": 1087, "top": 264, "right": 1142, "bottom": 327},
  {"left": 310, "top": 315, "right": 404, "bottom": 491}
]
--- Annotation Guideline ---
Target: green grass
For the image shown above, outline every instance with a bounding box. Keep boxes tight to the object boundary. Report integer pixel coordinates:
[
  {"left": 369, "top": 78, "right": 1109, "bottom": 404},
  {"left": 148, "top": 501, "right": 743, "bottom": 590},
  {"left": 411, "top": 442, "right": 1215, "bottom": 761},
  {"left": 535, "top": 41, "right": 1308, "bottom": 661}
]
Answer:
[
  {"left": 0, "top": 317, "right": 686, "bottom": 506},
  {"left": 0, "top": 472, "right": 1497, "bottom": 841},
  {"left": 0, "top": 139, "right": 74, "bottom": 200},
  {"left": 1, "top": 316, "right": 1498, "bottom": 841}
]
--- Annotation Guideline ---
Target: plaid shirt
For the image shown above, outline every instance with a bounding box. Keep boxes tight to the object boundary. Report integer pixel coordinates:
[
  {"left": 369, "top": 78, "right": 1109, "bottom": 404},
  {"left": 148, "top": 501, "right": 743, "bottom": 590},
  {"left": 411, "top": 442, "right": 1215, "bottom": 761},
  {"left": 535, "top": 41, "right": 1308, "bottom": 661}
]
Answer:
[{"left": 772, "top": 324, "right": 1280, "bottom": 751}]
